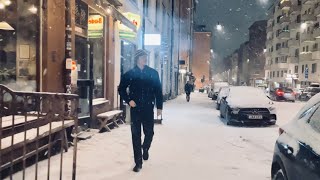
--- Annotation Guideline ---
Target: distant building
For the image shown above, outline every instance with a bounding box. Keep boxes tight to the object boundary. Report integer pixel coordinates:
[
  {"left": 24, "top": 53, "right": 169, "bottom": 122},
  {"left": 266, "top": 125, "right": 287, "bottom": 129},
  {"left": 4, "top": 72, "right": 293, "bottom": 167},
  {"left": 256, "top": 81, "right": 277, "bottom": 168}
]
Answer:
[{"left": 192, "top": 31, "right": 212, "bottom": 89}]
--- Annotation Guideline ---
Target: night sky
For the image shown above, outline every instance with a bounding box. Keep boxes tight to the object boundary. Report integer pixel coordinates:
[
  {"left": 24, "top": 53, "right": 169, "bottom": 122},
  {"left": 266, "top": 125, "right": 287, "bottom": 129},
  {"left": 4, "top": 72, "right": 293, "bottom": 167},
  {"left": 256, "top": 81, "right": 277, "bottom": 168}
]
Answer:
[{"left": 195, "top": 0, "right": 272, "bottom": 59}]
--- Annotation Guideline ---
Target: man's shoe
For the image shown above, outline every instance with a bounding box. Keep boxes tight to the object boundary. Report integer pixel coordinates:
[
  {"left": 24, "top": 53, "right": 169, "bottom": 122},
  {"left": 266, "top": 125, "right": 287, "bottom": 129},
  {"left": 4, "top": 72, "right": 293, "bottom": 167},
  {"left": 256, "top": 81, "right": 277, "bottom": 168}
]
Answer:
[
  {"left": 143, "top": 149, "right": 149, "bottom": 160},
  {"left": 133, "top": 164, "right": 142, "bottom": 172}
]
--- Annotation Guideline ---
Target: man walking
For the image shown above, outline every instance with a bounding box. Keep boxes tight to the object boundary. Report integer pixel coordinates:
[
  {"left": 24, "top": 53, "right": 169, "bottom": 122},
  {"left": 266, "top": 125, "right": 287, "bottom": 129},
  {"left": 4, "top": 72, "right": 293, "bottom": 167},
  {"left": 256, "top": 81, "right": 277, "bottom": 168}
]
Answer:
[
  {"left": 118, "top": 49, "right": 163, "bottom": 172},
  {"left": 185, "top": 81, "right": 193, "bottom": 102}
]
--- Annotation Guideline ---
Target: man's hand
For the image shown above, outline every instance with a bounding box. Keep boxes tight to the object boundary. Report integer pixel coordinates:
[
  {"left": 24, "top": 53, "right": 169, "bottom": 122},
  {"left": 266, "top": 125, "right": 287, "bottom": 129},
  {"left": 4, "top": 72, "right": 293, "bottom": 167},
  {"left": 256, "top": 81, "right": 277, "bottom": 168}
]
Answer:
[
  {"left": 157, "top": 109, "right": 162, "bottom": 117},
  {"left": 129, "top": 100, "right": 137, "bottom": 108}
]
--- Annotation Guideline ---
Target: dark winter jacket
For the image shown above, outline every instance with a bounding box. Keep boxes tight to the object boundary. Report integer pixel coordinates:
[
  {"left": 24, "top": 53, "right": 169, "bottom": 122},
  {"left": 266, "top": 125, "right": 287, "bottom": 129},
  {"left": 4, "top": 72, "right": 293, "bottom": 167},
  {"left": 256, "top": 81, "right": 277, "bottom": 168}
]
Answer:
[
  {"left": 185, "top": 83, "right": 193, "bottom": 94},
  {"left": 118, "top": 66, "right": 163, "bottom": 110}
]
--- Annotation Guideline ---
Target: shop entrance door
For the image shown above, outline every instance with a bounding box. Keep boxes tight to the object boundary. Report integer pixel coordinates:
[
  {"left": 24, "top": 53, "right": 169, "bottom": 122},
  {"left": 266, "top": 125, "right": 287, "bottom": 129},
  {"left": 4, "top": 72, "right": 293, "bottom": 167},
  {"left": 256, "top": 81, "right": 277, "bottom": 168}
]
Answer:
[{"left": 75, "top": 35, "right": 94, "bottom": 127}]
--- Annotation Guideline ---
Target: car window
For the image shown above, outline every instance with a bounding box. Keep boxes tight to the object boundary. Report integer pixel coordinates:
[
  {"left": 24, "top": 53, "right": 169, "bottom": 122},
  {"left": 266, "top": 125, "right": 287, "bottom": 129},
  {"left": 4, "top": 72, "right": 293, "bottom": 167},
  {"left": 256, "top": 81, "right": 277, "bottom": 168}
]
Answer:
[
  {"left": 311, "top": 88, "right": 320, "bottom": 93},
  {"left": 298, "top": 105, "right": 318, "bottom": 120},
  {"left": 309, "top": 106, "right": 320, "bottom": 133}
]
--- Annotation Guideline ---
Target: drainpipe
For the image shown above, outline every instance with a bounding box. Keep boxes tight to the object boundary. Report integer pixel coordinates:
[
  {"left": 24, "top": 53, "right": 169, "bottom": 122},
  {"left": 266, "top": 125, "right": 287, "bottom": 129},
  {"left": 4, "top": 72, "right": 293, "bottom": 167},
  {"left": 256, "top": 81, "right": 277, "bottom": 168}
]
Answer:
[{"left": 65, "top": 0, "right": 72, "bottom": 94}]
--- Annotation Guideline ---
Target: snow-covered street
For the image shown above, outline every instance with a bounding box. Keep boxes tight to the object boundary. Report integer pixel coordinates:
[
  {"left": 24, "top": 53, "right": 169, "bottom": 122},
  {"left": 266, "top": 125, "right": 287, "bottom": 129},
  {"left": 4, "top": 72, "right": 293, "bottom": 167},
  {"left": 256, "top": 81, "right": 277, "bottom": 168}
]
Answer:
[{"left": 11, "top": 93, "right": 306, "bottom": 180}]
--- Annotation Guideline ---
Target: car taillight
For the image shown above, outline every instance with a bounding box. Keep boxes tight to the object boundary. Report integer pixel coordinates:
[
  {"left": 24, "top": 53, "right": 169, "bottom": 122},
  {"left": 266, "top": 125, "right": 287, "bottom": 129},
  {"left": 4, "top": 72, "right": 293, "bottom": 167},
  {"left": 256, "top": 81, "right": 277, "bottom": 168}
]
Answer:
[
  {"left": 279, "top": 128, "right": 284, "bottom": 136},
  {"left": 276, "top": 90, "right": 284, "bottom": 96}
]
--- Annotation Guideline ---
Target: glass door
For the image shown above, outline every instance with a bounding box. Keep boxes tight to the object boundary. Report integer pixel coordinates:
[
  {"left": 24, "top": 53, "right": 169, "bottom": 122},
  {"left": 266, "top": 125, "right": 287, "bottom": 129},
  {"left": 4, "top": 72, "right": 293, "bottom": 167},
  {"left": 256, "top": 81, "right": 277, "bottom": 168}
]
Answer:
[{"left": 75, "top": 35, "right": 94, "bottom": 127}]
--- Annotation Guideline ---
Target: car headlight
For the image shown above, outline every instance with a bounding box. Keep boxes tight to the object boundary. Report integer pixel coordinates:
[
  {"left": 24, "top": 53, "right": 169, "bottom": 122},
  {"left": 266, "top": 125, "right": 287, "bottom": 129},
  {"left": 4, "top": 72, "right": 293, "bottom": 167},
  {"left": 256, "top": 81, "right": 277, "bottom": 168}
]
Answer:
[{"left": 231, "top": 108, "right": 240, "bottom": 114}]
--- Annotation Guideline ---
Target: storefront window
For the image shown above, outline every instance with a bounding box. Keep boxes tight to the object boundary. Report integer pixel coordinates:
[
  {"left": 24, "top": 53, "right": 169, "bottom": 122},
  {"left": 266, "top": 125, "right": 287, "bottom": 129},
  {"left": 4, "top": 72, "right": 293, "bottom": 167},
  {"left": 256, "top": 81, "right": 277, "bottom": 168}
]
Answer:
[
  {"left": 120, "top": 40, "right": 136, "bottom": 75},
  {"left": 88, "top": 8, "right": 105, "bottom": 99},
  {"left": 0, "top": 0, "right": 39, "bottom": 91}
]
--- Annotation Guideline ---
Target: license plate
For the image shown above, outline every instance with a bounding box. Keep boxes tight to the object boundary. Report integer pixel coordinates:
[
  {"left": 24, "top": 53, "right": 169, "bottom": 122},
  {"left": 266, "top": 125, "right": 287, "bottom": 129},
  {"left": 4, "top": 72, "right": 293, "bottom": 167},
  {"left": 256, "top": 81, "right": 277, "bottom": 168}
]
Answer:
[{"left": 248, "top": 115, "right": 263, "bottom": 119}]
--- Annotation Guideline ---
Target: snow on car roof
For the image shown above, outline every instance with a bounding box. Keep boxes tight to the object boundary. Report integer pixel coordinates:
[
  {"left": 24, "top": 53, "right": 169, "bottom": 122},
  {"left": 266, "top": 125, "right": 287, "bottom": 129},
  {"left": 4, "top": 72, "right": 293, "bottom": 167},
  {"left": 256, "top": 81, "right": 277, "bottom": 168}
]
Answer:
[{"left": 229, "top": 86, "right": 266, "bottom": 97}]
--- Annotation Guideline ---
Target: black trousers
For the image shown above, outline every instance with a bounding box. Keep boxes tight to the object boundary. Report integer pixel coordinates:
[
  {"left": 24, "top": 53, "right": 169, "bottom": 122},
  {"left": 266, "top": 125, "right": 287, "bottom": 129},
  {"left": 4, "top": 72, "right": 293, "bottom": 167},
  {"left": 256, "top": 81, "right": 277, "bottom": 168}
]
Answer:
[{"left": 130, "top": 107, "right": 154, "bottom": 165}]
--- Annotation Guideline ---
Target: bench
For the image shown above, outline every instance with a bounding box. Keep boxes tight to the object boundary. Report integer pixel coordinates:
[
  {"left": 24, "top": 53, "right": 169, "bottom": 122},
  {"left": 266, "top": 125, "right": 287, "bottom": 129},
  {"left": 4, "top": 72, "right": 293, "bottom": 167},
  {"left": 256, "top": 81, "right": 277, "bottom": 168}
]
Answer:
[{"left": 97, "top": 110, "right": 124, "bottom": 132}]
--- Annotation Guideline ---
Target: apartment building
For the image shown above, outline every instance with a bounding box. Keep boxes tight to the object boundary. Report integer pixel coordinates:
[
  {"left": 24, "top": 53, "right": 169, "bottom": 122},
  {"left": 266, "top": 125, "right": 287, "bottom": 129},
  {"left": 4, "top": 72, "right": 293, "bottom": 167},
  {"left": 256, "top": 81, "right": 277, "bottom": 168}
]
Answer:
[{"left": 266, "top": 0, "right": 320, "bottom": 89}]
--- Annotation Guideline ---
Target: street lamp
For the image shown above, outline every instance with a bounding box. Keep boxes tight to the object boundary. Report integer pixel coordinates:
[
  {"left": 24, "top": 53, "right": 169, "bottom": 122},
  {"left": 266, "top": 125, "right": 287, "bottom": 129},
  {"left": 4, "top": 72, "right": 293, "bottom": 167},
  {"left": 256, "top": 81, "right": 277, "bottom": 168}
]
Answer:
[
  {"left": 216, "top": 23, "right": 223, "bottom": 32},
  {"left": 301, "top": 22, "right": 307, "bottom": 31}
]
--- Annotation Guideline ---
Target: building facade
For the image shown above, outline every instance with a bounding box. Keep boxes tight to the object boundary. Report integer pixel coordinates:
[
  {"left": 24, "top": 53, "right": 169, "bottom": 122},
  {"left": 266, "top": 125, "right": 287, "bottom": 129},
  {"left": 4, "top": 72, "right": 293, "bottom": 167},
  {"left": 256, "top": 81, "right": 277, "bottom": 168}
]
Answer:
[
  {"left": 266, "top": 0, "right": 320, "bottom": 89},
  {"left": 0, "top": 0, "right": 195, "bottom": 128},
  {"left": 192, "top": 31, "right": 212, "bottom": 89}
]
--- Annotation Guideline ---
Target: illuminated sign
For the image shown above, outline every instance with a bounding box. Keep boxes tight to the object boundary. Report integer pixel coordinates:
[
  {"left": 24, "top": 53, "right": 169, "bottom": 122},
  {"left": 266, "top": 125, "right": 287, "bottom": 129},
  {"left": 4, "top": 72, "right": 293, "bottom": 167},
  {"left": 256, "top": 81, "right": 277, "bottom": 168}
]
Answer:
[
  {"left": 119, "top": 12, "right": 141, "bottom": 41},
  {"left": 88, "top": 14, "right": 104, "bottom": 38},
  {"left": 144, "top": 34, "right": 161, "bottom": 46}
]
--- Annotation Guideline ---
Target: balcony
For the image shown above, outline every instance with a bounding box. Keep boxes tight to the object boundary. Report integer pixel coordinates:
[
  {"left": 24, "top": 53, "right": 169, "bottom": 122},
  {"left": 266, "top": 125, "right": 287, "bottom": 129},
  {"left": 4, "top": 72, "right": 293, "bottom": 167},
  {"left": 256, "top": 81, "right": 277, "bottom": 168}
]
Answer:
[
  {"left": 301, "top": 14, "right": 317, "bottom": 22},
  {"left": 280, "top": 1, "right": 291, "bottom": 10},
  {"left": 288, "top": 39, "right": 299, "bottom": 47},
  {"left": 312, "top": 50, "right": 320, "bottom": 59},
  {"left": 301, "top": 33, "right": 315, "bottom": 42},
  {"left": 289, "top": 5, "right": 302, "bottom": 14},
  {"left": 300, "top": 52, "right": 312, "bottom": 61},
  {"left": 278, "top": 48, "right": 289, "bottom": 55},
  {"left": 279, "top": 16, "right": 290, "bottom": 24},
  {"left": 289, "top": 22, "right": 299, "bottom": 30},
  {"left": 288, "top": 56, "right": 299, "bottom": 64},
  {"left": 315, "top": 5, "right": 320, "bottom": 17},
  {"left": 303, "top": 0, "right": 316, "bottom": 5},
  {"left": 313, "top": 28, "right": 320, "bottom": 38},
  {"left": 278, "top": 31, "right": 290, "bottom": 39}
]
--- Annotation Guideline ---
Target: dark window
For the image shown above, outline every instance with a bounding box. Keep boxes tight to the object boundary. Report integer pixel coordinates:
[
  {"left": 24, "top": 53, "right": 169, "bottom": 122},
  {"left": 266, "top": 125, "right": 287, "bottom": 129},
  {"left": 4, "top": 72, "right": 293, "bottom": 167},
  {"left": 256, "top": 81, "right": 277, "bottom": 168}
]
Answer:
[
  {"left": 309, "top": 106, "right": 320, "bottom": 133},
  {"left": 297, "top": 15, "right": 301, "bottom": 23},
  {"left": 273, "top": 71, "right": 275, "bottom": 77},
  {"left": 295, "top": 49, "right": 299, "bottom": 57},
  {"left": 277, "top": 71, "right": 280, "bottom": 77},
  {"left": 281, "top": 71, "right": 284, "bottom": 77},
  {"left": 144, "top": 0, "right": 149, "bottom": 16},
  {"left": 295, "top": 66, "right": 299, "bottom": 73},
  {"left": 303, "top": 47, "right": 306, "bottom": 52},
  {"left": 306, "top": 46, "right": 309, "bottom": 52},
  {"left": 312, "top": 63, "right": 317, "bottom": 73},
  {"left": 155, "top": 0, "right": 160, "bottom": 26}
]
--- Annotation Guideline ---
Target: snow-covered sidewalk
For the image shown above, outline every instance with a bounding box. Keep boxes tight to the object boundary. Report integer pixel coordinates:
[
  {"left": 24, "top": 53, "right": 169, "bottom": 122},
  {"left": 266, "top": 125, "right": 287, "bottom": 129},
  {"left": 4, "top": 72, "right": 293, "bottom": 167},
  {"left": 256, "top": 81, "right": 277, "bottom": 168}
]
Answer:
[{"left": 10, "top": 93, "right": 305, "bottom": 180}]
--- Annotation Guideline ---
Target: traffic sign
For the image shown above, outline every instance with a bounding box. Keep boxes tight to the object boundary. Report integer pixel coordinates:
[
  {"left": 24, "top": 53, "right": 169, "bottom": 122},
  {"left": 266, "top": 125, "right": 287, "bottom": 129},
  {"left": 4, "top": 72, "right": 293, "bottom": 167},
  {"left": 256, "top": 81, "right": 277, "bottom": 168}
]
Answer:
[{"left": 305, "top": 67, "right": 309, "bottom": 79}]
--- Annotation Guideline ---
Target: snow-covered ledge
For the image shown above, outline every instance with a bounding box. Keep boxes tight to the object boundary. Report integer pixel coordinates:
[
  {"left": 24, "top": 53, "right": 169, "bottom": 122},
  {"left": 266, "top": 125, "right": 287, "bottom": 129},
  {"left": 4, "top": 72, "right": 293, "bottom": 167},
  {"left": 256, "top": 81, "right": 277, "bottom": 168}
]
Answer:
[{"left": 93, "top": 98, "right": 110, "bottom": 106}]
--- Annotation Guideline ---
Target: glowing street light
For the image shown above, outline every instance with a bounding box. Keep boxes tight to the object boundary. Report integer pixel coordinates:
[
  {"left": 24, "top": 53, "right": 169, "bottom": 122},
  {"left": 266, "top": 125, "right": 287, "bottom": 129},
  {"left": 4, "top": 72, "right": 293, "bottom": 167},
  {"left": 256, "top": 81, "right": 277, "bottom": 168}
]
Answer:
[
  {"left": 4, "top": 0, "right": 11, "bottom": 6},
  {"left": 216, "top": 24, "right": 223, "bottom": 31},
  {"left": 301, "top": 23, "right": 307, "bottom": 31}
]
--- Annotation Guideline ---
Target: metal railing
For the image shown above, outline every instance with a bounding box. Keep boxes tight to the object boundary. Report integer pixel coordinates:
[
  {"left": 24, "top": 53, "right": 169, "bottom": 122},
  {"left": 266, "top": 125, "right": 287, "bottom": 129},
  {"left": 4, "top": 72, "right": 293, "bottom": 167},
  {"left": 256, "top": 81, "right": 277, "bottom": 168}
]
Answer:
[{"left": 0, "top": 84, "right": 79, "bottom": 180}]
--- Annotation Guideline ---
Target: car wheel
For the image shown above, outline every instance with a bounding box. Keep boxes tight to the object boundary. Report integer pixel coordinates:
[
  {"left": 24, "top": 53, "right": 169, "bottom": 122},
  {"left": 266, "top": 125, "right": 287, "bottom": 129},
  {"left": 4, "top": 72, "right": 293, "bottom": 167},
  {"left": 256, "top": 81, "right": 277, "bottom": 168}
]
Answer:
[{"left": 272, "top": 169, "right": 287, "bottom": 180}]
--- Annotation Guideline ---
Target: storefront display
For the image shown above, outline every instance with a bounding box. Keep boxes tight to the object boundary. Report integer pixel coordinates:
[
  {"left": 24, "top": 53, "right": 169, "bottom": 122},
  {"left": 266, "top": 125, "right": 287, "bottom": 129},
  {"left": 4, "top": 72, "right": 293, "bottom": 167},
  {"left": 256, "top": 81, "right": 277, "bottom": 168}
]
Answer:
[{"left": 0, "top": 0, "right": 39, "bottom": 91}]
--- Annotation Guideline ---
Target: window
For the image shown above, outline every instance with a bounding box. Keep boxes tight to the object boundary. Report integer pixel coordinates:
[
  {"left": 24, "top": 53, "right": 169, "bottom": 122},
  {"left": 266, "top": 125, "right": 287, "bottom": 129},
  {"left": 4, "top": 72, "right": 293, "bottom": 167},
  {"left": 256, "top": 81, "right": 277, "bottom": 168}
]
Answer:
[
  {"left": 314, "top": 43, "right": 318, "bottom": 51},
  {"left": 303, "top": 47, "right": 306, "bottom": 52},
  {"left": 306, "top": 46, "right": 309, "bottom": 52},
  {"left": 309, "top": 106, "right": 320, "bottom": 133},
  {"left": 275, "top": 57, "right": 279, "bottom": 63},
  {"left": 295, "top": 66, "right": 299, "bottom": 74},
  {"left": 295, "top": 49, "right": 299, "bottom": 57},
  {"left": 277, "top": 71, "right": 280, "bottom": 77},
  {"left": 312, "top": 63, "right": 317, "bottom": 73},
  {"left": 273, "top": 71, "right": 275, "bottom": 77},
  {"left": 281, "top": 71, "right": 284, "bottom": 77},
  {"left": 297, "top": 15, "right": 301, "bottom": 23},
  {"left": 296, "top": 32, "right": 300, "bottom": 40},
  {"left": 289, "top": 70, "right": 292, "bottom": 74},
  {"left": 155, "top": 0, "right": 160, "bottom": 26},
  {"left": 0, "top": 1, "right": 39, "bottom": 92},
  {"left": 144, "top": 0, "right": 149, "bottom": 16},
  {"left": 299, "top": 104, "right": 318, "bottom": 119},
  {"left": 302, "top": 65, "right": 305, "bottom": 73},
  {"left": 284, "top": 70, "right": 287, "bottom": 74}
]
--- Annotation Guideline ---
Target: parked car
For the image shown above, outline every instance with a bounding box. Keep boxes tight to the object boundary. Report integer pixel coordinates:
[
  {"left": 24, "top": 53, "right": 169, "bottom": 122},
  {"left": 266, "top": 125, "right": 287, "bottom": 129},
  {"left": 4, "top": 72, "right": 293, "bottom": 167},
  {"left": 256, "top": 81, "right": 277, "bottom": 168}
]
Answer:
[
  {"left": 216, "top": 87, "right": 229, "bottom": 110},
  {"left": 219, "top": 86, "right": 277, "bottom": 125},
  {"left": 310, "top": 83, "right": 320, "bottom": 87},
  {"left": 270, "top": 88, "right": 296, "bottom": 102},
  {"left": 299, "top": 87, "right": 320, "bottom": 101},
  {"left": 271, "top": 93, "right": 320, "bottom": 180},
  {"left": 211, "top": 82, "right": 229, "bottom": 100}
]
